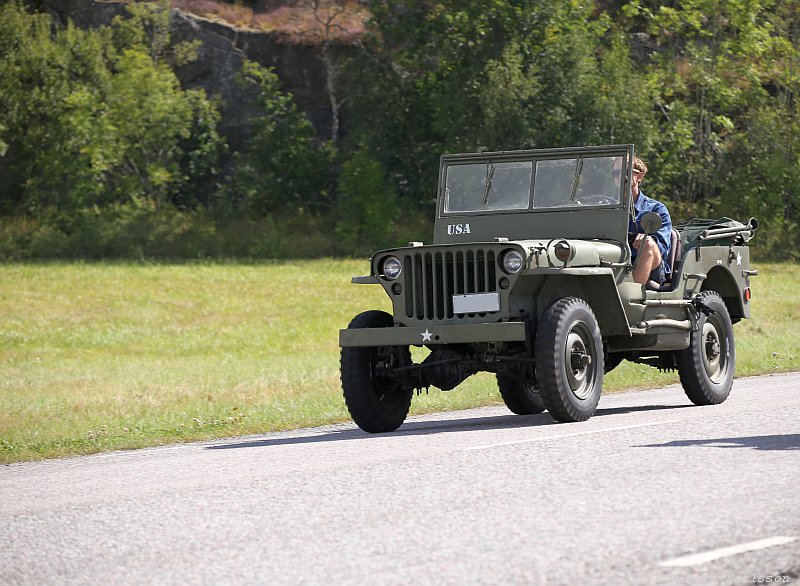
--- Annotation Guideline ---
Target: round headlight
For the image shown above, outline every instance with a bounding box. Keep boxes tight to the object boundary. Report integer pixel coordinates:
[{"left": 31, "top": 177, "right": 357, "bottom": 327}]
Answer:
[
  {"left": 382, "top": 256, "right": 403, "bottom": 280},
  {"left": 502, "top": 250, "right": 525, "bottom": 274},
  {"left": 554, "top": 240, "right": 574, "bottom": 264}
]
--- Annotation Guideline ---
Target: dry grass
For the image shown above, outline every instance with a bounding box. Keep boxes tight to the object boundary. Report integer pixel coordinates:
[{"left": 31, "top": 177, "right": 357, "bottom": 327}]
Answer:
[
  {"left": 171, "top": 0, "right": 369, "bottom": 44},
  {"left": 175, "top": 0, "right": 256, "bottom": 28}
]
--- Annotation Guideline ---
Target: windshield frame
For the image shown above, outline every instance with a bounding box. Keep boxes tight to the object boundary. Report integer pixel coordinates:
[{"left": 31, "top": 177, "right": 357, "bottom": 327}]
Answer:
[{"left": 439, "top": 146, "right": 630, "bottom": 217}]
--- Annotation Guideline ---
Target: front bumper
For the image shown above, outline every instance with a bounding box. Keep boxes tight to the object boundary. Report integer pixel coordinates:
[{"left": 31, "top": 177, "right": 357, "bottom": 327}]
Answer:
[{"left": 338, "top": 321, "right": 527, "bottom": 348}]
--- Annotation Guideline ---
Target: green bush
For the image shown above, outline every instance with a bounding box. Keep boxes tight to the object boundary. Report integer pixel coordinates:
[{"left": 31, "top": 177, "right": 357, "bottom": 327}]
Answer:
[
  {"left": 224, "top": 61, "right": 335, "bottom": 215},
  {"left": 335, "top": 148, "right": 399, "bottom": 255},
  {"left": 0, "top": 2, "right": 225, "bottom": 215},
  {"left": 0, "top": 204, "right": 434, "bottom": 261},
  {"left": 0, "top": 206, "right": 207, "bottom": 260}
]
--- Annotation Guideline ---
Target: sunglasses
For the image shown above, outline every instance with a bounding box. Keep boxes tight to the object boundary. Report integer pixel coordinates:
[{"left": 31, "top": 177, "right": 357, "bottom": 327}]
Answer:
[{"left": 613, "top": 168, "right": 643, "bottom": 177}]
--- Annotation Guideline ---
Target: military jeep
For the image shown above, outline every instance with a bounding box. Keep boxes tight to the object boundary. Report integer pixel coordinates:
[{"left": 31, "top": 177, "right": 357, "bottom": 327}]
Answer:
[{"left": 339, "top": 145, "right": 757, "bottom": 432}]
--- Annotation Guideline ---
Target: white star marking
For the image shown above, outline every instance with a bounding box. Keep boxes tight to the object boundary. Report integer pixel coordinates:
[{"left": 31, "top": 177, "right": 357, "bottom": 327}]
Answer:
[
  {"left": 736, "top": 252, "right": 742, "bottom": 266},
  {"left": 421, "top": 329, "right": 433, "bottom": 342}
]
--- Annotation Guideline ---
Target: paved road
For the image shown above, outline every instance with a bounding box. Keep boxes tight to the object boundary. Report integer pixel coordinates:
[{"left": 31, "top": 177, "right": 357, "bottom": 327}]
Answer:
[{"left": 2, "top": 373, "right": 799, "bottom": 585}]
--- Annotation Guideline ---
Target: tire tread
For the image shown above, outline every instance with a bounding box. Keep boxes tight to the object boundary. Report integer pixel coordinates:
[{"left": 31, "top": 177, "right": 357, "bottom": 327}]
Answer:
[
  {"left": 496, "top": 374, "right": 546, "bottom": 415},
  {"left": 340, "top": 310, "right": 411, "bottom": 433},
  {"left": 676, "top": 291, "right": 735, "bottom": 405},
  {"left": 535, "top": 297, "right": 604, "bottom": 423}
]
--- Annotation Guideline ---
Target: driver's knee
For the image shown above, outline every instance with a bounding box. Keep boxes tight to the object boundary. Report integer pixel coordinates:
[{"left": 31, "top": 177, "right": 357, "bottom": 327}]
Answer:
[
  {"left": 640, "top": 236, "right": 662, "bottom": 267},
  {"left": 632, "top": 237, "right": 662, "bottom": 284}
]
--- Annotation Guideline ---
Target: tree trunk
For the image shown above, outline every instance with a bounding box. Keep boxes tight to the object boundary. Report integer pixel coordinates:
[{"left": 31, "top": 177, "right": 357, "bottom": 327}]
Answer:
[{"left": 321, "top": 43, "right": 339, "bottom": 144}]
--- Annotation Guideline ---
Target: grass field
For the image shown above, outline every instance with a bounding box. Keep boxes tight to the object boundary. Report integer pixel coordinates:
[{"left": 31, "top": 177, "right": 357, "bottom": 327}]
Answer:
[{"left": 1, "top": 261, "right": 797, "bottom": 463}]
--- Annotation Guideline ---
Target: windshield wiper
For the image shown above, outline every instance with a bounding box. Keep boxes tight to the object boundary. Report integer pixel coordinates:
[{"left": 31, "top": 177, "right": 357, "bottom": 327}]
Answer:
[
  {"left": 570, "top": 158, "right": 584, "bottom": 201},
  {"left": 482, "top": 163, "right": 495, "bottom": 206}
]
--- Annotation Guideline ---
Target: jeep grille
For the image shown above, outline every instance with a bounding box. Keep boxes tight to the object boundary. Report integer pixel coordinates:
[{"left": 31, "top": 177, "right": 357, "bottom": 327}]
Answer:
[{"left": 402, "top": 249, "right": 499, "bottom": 321}]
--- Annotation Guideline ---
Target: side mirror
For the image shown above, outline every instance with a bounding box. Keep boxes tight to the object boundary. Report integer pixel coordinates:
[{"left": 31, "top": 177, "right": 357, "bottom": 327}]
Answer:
[{"left": 640, "top": 211, "right": 662, "bottom": 235}]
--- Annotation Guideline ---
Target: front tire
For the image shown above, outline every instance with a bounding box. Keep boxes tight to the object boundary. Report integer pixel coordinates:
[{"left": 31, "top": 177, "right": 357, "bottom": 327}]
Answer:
[
  {"left": 496, "top": 374, "right": 546, "bottom": 415},
  {"left": 677, "top": 292, "right": 735, "bottom": 405},
  {"left": 341, "top": 310, "right": 412, "bottom": 433},
  {"left": 535, "top": 297, "right": 604, "bottom": 423}
]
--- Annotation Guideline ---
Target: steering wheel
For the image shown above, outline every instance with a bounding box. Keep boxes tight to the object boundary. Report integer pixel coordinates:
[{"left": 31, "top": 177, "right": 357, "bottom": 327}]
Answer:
[{"left": 574, "top": 194, "right": 615, "bottom": 206}]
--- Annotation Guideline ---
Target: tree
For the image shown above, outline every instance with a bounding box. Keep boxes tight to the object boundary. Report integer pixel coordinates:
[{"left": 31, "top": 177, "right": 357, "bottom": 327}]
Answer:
[
  {"left": 105, "top": 49, "right": 202, "bottom": 207},
  {"left": 0, "top": 2, "right": 225, "bottom": 214},
  {"left": 718, "top": 0, "right": 800, "bottom": 260},
  {"left": 226, "top": 61, "right": 334, "bottom": 214},
  {"left": 719, "top": 105, "right": 799, "bottom": 259},
  {"left": 0, "top": 4, "right": 114, "bottom": 213},
  {"left": 299, "top": 0, "right": 350, "bottom": 144},
  {"left": 345, "top": 0, "right": 650, "bottom": 209},
  {"left": 335, "top": 146, "right": 398, "bottom": 253},
  {"left": 625, "top": 0, "right": 772, "bottom": 211}
]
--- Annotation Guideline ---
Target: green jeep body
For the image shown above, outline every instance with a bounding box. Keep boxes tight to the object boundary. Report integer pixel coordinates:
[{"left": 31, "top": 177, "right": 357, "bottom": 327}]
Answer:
[{"left": 339, "top": 145, "right": 757, "bottom": 432}]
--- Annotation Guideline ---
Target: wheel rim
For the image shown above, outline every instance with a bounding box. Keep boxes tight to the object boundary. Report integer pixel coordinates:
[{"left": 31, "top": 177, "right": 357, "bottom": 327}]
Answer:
[
  {"left": 564, "top": 321, "right": 597, "bottom": 400},
  {"left": 701, "top": 317, "right": 728, "bottom": 383}
]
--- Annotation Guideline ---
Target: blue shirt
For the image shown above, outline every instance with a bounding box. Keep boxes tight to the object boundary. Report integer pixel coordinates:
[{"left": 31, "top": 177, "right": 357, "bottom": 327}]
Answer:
[{"left": 629, "top": 190, "right": 673, "bottom": 275}]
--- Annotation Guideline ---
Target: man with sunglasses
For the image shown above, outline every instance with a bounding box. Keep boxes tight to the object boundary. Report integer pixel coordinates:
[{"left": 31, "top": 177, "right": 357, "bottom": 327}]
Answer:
[{"left": 614, "top": 156, "right": 673, "bottom": 286}]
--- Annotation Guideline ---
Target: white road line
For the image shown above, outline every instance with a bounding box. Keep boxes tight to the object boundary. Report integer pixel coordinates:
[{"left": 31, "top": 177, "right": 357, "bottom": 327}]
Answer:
[
  {"left": 463, "top": 419, "right": 683, "bottom": 451},
  {"left": 660, "top": 536, "right": 798, "bottom": 567}
]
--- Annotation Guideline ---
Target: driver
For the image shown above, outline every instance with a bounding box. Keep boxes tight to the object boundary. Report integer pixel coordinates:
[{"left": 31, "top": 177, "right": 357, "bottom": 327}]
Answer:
[{"left": 614, "top": 156, "right": 673, "bottom": 286}]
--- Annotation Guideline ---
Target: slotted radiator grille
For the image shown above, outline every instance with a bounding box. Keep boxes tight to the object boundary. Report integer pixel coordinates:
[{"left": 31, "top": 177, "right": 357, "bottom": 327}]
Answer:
[{"left": 402, "top": 249, "right": 498, "bottom": 320}]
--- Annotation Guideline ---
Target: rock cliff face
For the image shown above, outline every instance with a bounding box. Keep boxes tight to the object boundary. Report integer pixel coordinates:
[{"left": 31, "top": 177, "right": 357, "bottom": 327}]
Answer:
[{"left": 37, "top": 0, "right": 347, "bottom": 148}]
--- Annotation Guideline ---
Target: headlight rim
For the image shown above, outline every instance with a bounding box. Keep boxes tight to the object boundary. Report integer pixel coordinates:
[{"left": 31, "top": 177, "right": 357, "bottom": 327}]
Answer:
[
  {"left": 381, "top": 255, "right": 403, "bottom": 280},
  {"left": 501, "top": 249, "right": 525, "bottom": 274}
]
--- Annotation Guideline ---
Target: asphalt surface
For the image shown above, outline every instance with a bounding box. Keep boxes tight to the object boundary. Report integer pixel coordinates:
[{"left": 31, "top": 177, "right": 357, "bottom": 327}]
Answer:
[{"left": 1, "top": 372, "right": 799, "bottom": 585}]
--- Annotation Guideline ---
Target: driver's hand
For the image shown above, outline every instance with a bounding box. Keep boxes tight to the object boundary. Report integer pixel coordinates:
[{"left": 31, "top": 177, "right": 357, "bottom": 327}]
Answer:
[{"left": 632, "top": 233, "right": 645, "bottom": 250}]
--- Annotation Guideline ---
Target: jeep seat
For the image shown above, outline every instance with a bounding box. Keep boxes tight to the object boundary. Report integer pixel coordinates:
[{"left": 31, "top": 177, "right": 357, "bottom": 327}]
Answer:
[{"left": 646, "top": 228, "right": 681, "bottom": 292}]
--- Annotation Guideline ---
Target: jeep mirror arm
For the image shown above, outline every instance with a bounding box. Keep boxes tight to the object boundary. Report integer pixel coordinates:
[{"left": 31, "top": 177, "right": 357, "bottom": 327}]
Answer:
[{"left": 640, "top": 211, "right": 662, "bottom": 235}]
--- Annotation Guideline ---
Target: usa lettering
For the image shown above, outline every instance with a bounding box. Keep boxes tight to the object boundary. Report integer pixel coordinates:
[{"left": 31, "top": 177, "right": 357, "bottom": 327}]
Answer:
[{"left": 447, "top": 223, "right": 471, "bottom": 235}]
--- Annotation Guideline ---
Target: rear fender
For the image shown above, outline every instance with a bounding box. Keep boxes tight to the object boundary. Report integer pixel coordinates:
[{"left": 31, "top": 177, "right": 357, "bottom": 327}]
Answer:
[{"left": 702, "top": 265, "right": 746, "bottom": 320}]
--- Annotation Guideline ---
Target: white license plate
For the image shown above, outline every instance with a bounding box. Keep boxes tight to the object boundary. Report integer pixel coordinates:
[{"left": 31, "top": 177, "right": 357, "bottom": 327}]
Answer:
[{"left": 452, "top": 292, "right": 500, "bottom": 314}]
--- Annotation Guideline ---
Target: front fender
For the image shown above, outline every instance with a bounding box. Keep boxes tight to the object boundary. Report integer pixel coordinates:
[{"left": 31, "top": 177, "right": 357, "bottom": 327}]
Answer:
[{"left": 529, "top": 268, "right": 630, "bottom": 336}]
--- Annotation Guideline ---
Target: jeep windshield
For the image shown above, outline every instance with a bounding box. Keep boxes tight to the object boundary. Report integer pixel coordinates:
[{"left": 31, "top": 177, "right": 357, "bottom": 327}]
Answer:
[{"left": 443, "top": 155, "right": 623, "bottom": 213}]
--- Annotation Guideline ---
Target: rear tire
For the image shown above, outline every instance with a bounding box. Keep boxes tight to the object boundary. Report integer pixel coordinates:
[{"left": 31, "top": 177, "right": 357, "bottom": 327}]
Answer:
[
  {"left": 341, "top": 310, "right": 412, "bottom": 433},
  {"left": 535, "top": 297, "right": 604, "bottom": 423},
  {"left": 677, "top": 292, "right": 735, "bottom": 405},
  {"left": 496, "top": 374, "right": 546, "bottom": 415}
]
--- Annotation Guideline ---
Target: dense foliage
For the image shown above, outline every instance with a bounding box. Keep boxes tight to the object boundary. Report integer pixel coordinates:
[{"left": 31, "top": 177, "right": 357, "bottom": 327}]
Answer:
[
  {"left": 349, "top": 0, "right": 800, "bottom": 258},
  {"left": 1, "top": 0, "right": 798, "bottom": 259},
  {"left": 0, "top": 3, "right": 223, "bottom": 213}
]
